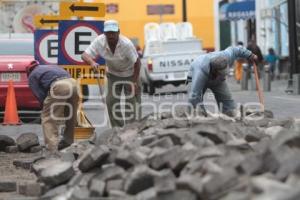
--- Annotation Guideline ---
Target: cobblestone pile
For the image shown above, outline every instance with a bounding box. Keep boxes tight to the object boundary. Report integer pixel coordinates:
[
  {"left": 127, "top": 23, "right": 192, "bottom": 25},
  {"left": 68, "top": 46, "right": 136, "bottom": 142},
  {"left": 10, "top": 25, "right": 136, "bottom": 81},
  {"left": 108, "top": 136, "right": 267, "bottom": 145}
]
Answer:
[{"left": 5, "top": 110, "right": 300, "bottom": 200}]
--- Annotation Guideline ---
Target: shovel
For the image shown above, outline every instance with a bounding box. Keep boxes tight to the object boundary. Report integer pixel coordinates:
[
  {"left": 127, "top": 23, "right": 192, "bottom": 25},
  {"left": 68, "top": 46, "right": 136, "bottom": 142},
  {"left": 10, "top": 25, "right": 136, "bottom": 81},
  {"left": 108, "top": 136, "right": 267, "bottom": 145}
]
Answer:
[{"left": 252, "top": 62, "right": 265, "bottom": 108}]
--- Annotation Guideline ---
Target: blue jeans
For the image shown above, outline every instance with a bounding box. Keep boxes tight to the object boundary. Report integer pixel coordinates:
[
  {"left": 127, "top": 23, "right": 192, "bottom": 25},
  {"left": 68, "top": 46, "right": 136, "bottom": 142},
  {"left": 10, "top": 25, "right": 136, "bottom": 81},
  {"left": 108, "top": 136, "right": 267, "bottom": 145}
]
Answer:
[{"left": 204, "top": 79, "right": 236, "bottom": 114}]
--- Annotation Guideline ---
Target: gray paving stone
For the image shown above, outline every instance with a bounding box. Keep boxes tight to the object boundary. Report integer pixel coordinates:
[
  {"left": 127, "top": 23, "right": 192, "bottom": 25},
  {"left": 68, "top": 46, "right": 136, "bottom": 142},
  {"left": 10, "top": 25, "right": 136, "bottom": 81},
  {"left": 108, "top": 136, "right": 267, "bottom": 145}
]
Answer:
[
  {"left": 147, "top": 137, "right": 174, "bottom": 149},
  {"left": 41, "top": 185, "right": 68, "bottom": 199},
  {"left": 176, "top": 174, "right": 203, "bottom": 197},
  {"left": 0, "top": 135, "right": 16, "bottom": 151},
  {"left": 13, "top": 156, "right": 44, "bottom": 170},
  {"left": 154, "top": 170, "right": 176, "bottom": 194},
  {"left": 78, "top": 145, "right": 110, "bottom": 172},
  {"left": 18, "top": 182, "right": 44, "bottom": 196},
  {"left": 136, "top": 188, "right": 157, "bottom": 200},
  {"left": 156, "top": 189, "right": 197, "bottom": 200},
  {"left": 115, "top": 150, "right": 144, "bottom": 169},
  {"left": 124, "top": 165, "right": 159, "bottom": 195},
  {"left": 16, "top": 132, "right": 39, "bottom": 151},
  {"left": 70, "top": 186, "right": 90, "bottom": 200},
  {"left": 106, "top": 179, "right": 124, "bottom": 192},
  {"left": 0, "top": 181, "right": 16, "bottom": 192},
  {"left": 5, "top": 145, "right": 18, "bottom": 153},
  {"left": 89, "top": 179, "right": 105, "bottom": 197},
  {"left": 39, "top": 161, "right": 75, "bottom": 187},
  {"left": 95, "top": 164, "right": 126, "bottom": 181},
  {"left": 203, "top": 168, "right": 239, "bottom": 199},
  {"left": 30, "top": 145, "right": 43, "bottom": 153}
]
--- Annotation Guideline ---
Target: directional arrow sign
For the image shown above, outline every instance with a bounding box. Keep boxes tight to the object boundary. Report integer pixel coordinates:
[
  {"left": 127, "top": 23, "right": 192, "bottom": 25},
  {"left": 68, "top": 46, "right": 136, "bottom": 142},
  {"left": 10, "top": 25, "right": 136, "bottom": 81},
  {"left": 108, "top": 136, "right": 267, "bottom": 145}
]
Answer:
[
  {"left": 60, "top": 2, "right": 105, "bottom": 18},
  {"left": 34, "top": 15, "right": 69, "bottom": 29}
]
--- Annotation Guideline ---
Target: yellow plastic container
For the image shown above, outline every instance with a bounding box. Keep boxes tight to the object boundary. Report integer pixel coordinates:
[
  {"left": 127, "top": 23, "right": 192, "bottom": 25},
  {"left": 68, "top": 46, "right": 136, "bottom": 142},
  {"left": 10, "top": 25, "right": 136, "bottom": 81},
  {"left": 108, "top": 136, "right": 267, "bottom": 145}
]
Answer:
[{"left": 74, "top": 126, "right": 95, "bottom": 140}]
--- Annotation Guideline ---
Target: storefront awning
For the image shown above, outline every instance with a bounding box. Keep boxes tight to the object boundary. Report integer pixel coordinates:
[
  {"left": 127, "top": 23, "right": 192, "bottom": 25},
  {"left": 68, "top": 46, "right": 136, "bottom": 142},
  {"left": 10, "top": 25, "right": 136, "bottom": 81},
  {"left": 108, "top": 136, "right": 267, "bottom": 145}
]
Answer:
[{"left": 220, "top": 0, "right": 256, "bottom": 21}]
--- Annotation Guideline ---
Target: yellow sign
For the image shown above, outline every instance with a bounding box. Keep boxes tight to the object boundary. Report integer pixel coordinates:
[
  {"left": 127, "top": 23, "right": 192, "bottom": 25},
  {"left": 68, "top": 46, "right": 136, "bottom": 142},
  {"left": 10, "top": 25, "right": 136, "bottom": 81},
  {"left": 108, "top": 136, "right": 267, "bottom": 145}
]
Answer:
[
  {"left": 60, "top": 2, "right": 106, "bottom": 18},
  {"left": 63, "top": 65, "right": 106, "bottom": 85},
  {"left": 34, "top": 15, "right": 69, "bottom": 29}
]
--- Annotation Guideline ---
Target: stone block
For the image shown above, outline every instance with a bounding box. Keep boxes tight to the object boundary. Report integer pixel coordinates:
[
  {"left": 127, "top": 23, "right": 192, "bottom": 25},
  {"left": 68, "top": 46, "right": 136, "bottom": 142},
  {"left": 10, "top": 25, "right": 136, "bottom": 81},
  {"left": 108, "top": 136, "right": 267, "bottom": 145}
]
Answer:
[
  {"left": 141, "top": 135, "right": 158, "bottom": 146},
  {"left": 154, "top": 170, "right": 176, "bottom": 194},
  {"left": 5, "top": 145, "right": 18, "bottom": 153},
  {"left": 13, "top": 156, "right": 44, "bottom": 170},
  {"left": 32, "top": 158, "right": 62, "bottom": 176},
  {"left": 18, "top": 182, "right": 44, "bottom": 196},
  {"left": 70, "top": 186, "right": 90, "bottom": 200},
  {"left": 106, "top": 179, "right": 124, "bottom": 192},
  {"left": 89, "top": 179, "right": 105, "bottom": 197},
  {"left": 41, "top": 185, "right": 67, "bottom": 199},
  {"left": 203, "top": 169, "right": 239, "bottom": 199},
  {"left": 40, "top": 161, "right": 75, "bottom": 187},
  {"left": 124, "top": 165, "right": 159, "bottom": 195},
  {"left": 0, "top": 135, "right": 16, "bottom": 151},
  {"left": 136, "top": 188, "right": 157, "bottom": 200},
  {"left": 95, "top": 164, "right": 126, "bottom": 181},
  {"left": 16, "top": 132, "right": 39, "bottom": 151},
  {"left": 176, "top": 175, "right": 203, "bottom": 197},
  {"left": 147, "top": 137, "right": 174, "bottom": 149},
  {"left": 78, "top": 145, "right": 110, "bottom": 172},
  {"left": 156, "top": 189, "right": 197, "bottom": 200},
  {"left": 30, "top": 145, "right": 43, "bottom": 153},
  {"left": 0, "top": 181, "right": 16, "bottom": 192},
  {"left": 115, "top": 150, "right": 144, "bottom": 169}
]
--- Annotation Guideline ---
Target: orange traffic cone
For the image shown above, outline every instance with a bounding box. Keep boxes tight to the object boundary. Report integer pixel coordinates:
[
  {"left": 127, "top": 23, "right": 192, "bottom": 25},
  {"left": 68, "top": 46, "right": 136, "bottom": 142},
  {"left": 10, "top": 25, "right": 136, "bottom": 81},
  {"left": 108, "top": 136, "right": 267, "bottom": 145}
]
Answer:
[{"left": 2, "top": 80, "right": 21, "bottom": 125}]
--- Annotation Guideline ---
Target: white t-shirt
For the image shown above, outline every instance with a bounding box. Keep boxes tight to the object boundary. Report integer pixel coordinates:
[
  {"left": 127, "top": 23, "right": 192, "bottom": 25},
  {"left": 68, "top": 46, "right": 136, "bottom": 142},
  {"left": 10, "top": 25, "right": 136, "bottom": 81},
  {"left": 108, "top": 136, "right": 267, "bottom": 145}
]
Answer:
[{"left": 85, "top": 34, "right": 138, "bottom": 77}]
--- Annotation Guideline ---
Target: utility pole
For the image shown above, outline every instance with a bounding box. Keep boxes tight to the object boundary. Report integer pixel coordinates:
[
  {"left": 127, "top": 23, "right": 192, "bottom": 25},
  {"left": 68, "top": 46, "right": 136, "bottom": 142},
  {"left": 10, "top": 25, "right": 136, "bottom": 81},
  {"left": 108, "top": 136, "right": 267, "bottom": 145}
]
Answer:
[
  {"left": 286, "top": 0, "right": 299, "bottom": 93},
  {"left": 182, "top": 0, "right": 187, "bottom": 22}
]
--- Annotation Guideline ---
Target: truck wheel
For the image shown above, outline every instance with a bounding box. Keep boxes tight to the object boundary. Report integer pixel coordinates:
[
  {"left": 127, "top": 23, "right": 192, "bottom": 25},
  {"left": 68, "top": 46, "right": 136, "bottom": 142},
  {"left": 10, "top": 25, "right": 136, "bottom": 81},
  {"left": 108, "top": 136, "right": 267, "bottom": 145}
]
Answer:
[{"left": 149, "top": 84, "right": 155, "bottom": 95}]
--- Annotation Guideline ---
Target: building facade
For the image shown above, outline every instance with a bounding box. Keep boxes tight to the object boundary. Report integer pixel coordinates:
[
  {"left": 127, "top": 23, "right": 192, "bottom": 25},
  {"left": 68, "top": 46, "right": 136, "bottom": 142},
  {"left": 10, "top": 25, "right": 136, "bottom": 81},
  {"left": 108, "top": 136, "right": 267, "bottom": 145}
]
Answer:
[{"left": 0, "top": 0, "right": 216, "bottom": 51}]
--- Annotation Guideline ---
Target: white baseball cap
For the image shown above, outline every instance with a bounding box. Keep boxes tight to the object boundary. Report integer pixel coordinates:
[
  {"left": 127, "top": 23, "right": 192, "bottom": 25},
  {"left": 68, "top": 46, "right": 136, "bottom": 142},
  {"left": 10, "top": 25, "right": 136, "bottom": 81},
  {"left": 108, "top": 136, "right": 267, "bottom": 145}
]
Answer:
[{"left": 104, "top": 20, "right": 119, "bottom": 32}]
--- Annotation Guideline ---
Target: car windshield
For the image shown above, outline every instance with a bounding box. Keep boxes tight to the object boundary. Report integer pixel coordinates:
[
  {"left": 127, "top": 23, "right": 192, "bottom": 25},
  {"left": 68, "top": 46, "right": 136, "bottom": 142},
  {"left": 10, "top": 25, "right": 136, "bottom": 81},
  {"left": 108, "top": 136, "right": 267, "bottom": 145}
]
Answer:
[{"left": 0, "top": 40, "right": 34, "bottom": 56}]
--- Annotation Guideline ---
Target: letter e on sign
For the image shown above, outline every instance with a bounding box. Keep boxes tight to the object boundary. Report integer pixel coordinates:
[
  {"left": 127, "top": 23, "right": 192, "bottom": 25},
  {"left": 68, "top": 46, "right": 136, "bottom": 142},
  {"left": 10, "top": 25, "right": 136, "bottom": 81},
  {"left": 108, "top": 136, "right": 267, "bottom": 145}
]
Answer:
[
  {"left": 34, "top": 30, "right": 58, "bottom": 65},
  {"left": 58, "top": 20, "right": 105, "bottom": 65}
]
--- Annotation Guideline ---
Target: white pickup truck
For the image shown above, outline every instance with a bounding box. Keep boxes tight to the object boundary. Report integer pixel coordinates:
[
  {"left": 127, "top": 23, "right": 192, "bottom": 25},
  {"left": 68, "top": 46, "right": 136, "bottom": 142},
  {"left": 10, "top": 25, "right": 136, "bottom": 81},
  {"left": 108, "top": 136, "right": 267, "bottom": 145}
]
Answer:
[{"left": 140, "top": 22, "right": 205, "bottom": 95}]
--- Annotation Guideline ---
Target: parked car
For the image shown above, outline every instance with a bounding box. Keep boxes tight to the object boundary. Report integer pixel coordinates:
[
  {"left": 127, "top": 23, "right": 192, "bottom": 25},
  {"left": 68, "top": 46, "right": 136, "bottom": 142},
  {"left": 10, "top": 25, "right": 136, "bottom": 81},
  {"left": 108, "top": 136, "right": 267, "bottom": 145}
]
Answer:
[{"left": 0, "top": 34, "right": 89, "bottom": 123}]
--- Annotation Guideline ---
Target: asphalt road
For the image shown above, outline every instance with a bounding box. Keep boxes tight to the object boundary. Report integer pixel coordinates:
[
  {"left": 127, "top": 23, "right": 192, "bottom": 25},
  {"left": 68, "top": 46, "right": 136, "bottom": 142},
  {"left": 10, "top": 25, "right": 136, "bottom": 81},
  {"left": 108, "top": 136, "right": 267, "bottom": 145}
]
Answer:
[{"left": 1, "top": 77, "right": 300, "bottom": 144}]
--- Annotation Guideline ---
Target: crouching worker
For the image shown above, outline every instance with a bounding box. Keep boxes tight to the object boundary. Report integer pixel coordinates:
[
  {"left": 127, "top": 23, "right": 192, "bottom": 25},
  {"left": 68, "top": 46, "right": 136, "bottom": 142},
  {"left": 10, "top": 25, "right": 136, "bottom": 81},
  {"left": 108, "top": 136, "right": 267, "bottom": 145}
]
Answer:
[
  {"left": 187, "top": 46, "right": 258, "bottom": 117},
  {"left": 26, "top": 61, "right": 79, "bottom": 152}
]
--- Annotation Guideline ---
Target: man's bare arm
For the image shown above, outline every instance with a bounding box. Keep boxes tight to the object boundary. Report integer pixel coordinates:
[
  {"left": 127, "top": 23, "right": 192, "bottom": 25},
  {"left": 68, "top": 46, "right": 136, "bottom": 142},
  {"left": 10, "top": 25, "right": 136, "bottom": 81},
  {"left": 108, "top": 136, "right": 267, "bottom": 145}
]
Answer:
[{"left": 81, "top": 52, "right": 99, "bottom": 70}]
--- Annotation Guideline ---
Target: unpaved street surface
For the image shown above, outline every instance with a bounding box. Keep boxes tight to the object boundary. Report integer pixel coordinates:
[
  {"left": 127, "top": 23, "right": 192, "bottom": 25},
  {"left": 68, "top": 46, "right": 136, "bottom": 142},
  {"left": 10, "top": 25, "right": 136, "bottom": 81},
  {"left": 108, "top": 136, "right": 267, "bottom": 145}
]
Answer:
[{"left": 0, "top": 152, "right": 38, "bottom": 200}]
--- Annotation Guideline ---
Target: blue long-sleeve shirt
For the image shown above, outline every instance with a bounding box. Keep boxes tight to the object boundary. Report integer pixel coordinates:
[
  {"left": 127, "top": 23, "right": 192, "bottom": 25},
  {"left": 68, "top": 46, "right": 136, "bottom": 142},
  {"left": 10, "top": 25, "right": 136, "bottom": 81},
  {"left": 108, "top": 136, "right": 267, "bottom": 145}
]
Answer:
[
  {"left": 188, "top": 46, "right": 253, "bottom": 107},
  {"left": 28, "top": 65, "right": 71, "bottom": 104}
]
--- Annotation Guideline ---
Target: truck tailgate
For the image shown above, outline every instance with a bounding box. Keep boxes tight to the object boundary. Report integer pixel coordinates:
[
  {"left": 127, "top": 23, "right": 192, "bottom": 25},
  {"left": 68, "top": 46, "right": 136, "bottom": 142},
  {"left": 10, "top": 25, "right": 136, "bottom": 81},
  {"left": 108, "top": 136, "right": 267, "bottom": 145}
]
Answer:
[{"left": 149, "top": 52, "right": 202, "bottom": 73}]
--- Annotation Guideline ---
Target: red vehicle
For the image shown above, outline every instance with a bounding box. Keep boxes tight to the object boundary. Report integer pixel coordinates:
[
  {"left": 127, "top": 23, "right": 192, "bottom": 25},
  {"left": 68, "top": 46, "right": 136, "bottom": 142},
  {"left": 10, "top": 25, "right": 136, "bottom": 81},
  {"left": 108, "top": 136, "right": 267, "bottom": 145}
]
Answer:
[{"left": 0, "top": 37, "right": 41, "bottom": 122}]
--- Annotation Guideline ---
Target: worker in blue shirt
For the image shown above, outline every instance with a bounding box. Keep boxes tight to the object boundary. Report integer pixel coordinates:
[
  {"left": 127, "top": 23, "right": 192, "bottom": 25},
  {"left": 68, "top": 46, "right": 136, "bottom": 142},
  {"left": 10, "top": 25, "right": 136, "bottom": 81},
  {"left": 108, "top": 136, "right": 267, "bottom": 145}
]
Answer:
[
  {"left": 187, "top": 46, "right": 257, "bottom": 117},
  {"left": 26, "top": 61, "right": 79, "bottom": 152}
]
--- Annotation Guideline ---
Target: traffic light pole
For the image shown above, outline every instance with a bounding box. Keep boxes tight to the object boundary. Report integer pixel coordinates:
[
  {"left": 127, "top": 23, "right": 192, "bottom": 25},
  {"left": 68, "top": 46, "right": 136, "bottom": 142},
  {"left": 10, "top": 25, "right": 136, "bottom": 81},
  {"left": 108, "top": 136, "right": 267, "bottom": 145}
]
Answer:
[{"left": 286, "top": 0, "right": 299, "bottom": 93}]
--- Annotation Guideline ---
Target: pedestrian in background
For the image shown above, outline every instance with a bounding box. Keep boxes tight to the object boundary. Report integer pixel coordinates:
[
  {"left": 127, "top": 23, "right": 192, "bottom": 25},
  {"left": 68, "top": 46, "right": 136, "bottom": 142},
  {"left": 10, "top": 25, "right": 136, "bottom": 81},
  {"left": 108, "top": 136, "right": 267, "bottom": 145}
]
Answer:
[
  {"left": 247, "top": 40, "right": 264, "bottom": 78},
  {"left": 82, "top": 19, "right": 141, "bottom": 127},
  {"left": 264, "top": 47, "right": 279, "bottom": 80},
  {"left": 26, "top": 61, "right": 79, "bottom": 152},
  {"left": 187, "top": 46, "right": 257, "bottom": 117},
  {"left": 234, "top": 41, "right": 247, "bottom": 83}
]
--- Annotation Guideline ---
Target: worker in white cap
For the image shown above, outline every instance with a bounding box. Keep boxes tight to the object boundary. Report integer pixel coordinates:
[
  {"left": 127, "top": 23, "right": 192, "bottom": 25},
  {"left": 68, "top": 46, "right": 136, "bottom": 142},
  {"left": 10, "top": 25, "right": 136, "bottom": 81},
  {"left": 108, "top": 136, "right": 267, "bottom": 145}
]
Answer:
[{"left": 82, "top": 19, "right": 141, "bottom": 127}]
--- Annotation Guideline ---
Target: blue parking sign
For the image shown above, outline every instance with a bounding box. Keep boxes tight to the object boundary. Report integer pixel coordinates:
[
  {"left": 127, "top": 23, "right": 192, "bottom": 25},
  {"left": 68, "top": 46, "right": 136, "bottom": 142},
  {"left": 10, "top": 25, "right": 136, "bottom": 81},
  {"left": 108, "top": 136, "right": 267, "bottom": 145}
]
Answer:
[
  {"left": 58, "top": 20, "right": 104, "bottom": 65},
  {"left": 34, "top": 30, "right": 58, "bottom": 65}
]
